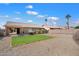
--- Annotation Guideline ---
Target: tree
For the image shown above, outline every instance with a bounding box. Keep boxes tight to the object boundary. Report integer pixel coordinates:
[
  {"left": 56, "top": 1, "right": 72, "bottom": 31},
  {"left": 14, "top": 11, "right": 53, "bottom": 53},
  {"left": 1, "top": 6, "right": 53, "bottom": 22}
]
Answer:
[
  {"left": 45, "top": 19, "right": 47, "bottom": 22},
  {"left": 45, "top": 19, "right": 48, "bottom": 25},
  {"left": 66, "top": 14, "right": 71, "bottom": 29}
]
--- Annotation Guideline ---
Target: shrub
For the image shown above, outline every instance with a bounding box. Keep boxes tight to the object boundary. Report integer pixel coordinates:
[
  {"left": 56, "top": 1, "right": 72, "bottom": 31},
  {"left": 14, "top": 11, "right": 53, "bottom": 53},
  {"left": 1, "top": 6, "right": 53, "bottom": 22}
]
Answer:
[
  {"left": 74, "top": 26, "right": 79, "bottom": 29},
  {"left": 73, "top": 30, "right": 79, "bottom": 45},
  {"left": 35, "top": 30, "right": 39, "bottom": 34}
]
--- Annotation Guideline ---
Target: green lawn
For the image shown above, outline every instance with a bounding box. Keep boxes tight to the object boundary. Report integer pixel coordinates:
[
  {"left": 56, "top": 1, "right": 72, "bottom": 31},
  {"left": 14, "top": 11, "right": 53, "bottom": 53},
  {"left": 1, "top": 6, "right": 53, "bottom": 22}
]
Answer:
[{"left": 12, "top": 34, "right": 52, "bottom": 47}]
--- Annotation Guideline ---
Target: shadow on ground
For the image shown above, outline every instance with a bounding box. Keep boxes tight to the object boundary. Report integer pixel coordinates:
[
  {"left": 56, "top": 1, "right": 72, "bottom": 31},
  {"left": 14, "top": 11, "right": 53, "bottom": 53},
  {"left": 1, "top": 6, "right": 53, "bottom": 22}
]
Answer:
[{"left": 0, "top": 36, "right": 4, "bottom": 40}]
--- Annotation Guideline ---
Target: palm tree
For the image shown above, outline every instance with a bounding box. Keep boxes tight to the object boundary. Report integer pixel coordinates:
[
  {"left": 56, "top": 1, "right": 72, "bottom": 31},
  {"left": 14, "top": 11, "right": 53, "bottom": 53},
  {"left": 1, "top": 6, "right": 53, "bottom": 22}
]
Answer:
[
  {"left": 45, "top": 18, "right": 48, "bottom": 25},
  {"left": 66, "top": 14, "right": 71, "bottom": 29}
]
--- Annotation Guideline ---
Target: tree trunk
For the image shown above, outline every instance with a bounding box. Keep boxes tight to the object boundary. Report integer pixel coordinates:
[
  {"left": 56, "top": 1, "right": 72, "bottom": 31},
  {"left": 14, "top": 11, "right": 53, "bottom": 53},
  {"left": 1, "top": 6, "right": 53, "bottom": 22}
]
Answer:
[{"left": 67, "top": 19, "right": 70, "bottom": 29}]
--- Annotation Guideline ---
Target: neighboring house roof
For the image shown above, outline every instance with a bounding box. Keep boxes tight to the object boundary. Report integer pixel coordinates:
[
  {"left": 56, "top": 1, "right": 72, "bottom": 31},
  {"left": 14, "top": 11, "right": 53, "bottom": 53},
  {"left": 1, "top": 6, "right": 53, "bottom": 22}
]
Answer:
[
  {"left": 48, "top": 26, "right": 62, "bottom": 29},
  {"left": 5, "top": 21, "right": 44, "bottom": 28},
  {"left": 42, "top": 24, "right": 63, "bottom": 29}
]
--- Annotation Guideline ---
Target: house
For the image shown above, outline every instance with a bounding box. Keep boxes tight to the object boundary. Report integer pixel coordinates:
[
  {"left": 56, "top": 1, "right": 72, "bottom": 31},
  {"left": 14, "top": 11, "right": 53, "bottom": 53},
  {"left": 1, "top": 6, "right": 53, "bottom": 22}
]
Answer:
[
  {"left": 5, "top": 21, "right": 46, "bottom": 35},
  {"left": 42, "top": 24, "right": 63, "bottom": 30},
  {"left": 49, "top": 26, "right": 63, "bottom": 30}
]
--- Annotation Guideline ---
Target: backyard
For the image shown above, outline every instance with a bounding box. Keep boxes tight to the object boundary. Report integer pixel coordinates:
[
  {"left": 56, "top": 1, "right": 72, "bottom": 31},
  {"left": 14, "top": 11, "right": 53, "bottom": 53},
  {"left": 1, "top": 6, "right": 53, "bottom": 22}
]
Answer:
[{"left": 12, "top": 34, "right": 52, "bottom": 47}]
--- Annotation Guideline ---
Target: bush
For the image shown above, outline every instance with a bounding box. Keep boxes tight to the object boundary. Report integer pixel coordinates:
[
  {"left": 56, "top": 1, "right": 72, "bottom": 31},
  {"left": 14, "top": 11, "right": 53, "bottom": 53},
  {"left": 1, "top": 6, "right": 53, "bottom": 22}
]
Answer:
[
  {"left": 29, "top": 32, "right": 35, "bottom": 35},
  {"left": 28, "top": 29, "right": 35, "bottom": 35},
  {"left": 35, "top": 29, "right": 49, "bottom": 34},
  {"left": 73, "top": 30, "right": 79, "bottom": 45},
  {"left": 35, "top": 30, "right": 39, "bottom": 34},
  {"left": 74, "top": 26, "right": 79, "bottom": 29},
  {"left": 44, "top": 30, "right": 49, "bottom": 33},
  {"left": 39, "top": 29, "right": 44, "bottom": 34}
]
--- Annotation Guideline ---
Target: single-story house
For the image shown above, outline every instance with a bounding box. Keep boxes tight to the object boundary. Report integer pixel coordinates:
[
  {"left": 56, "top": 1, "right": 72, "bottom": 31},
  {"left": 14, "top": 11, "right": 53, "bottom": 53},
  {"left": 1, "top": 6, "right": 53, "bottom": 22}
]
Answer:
[
  {"left": 49, "top": 26, "right": 63, "bottom": 30},
  {"left": 42, "top": 24, "right": 63, "bottom": 30},
  {"left": 5, "top": 21, "right": 46, "bottom": 35}
]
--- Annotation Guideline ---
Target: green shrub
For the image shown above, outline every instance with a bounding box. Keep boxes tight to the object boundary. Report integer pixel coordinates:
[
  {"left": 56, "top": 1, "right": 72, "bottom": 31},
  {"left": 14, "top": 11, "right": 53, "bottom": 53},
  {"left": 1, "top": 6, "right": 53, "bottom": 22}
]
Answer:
[{"left": 74, "top": 26, "right": 79, "bottom": 29}]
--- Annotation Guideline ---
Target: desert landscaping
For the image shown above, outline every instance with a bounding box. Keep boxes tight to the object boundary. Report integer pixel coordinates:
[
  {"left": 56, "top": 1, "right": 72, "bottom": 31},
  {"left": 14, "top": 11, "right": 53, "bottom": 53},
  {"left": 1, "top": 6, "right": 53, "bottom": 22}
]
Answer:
[{"left": 0, "top": 29, "right": 79, "bottom": 56}]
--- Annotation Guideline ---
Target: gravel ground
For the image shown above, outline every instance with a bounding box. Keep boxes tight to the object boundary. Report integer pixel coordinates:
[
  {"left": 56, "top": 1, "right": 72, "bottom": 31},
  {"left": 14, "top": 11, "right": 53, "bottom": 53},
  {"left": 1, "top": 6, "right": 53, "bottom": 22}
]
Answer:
[{"left": 0, "top": 30, "right": 79, "bottom": 56}]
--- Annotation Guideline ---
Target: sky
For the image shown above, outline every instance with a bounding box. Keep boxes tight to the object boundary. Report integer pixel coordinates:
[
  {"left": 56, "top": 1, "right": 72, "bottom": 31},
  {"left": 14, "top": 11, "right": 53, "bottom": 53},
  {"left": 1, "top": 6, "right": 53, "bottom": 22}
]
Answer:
[{"left": 0, "top": 3, "right": 79, "bottom": 28}]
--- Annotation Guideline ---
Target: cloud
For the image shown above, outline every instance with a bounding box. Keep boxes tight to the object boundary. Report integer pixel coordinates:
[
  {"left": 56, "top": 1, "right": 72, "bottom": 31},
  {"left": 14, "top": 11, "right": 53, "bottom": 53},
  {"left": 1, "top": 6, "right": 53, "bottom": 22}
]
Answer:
[
  {"left": 16, "top": 12, "right": 21, "bottom": 14},
  {"left": 75, "top": 20, "right": 79, "bottom": 24},
  {"left": 0, "top": 15, "right": 3, "bottom": 17},
  {"left": 26, "top": 5, "right": 33, "bottom": 9},
  {"left": 47, "top": 16, "right": 59, "bottom": 26},
  {"left": 26, "top": 11, "right": 38, "bottom": 15},
  {"left": 5, "top": 15, "right": 9, "bottom": 18},
  {"left": 13, "top": 17, "right": 21, "bottom": 20},
  {"left": 48, "top": 17, "right": 59, "bottom": 21},
  {"left": 73, "top": 20, "right": 79, "bottom": 26},
  {"left": 0, "top": 15, "right": 9, "bottom": 18},
  {"left": 37, "top": 15, "right": 45, "bottom": 18},
  {"left": 27, "top": 20, "right": 32, "bottom": 22},
  {"left": 53, "top": 21, "right": 57, "bottom": 26}
]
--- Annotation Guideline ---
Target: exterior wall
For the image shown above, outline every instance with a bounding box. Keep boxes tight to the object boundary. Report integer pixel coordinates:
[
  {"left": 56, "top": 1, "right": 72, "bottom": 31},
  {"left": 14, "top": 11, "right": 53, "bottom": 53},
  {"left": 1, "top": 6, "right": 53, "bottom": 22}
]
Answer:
[
  {"left": 22, "top": 28, "right": 40, "bottom": 34},
  {"left": 20, "top": 28, "right": 23, "bottom": 34},
  {"left": 5, "top": 27, "right": 10, "bottom": 35},
  {"left": 20, "top": 28, "right": 44, "bottom": 34},
  {"left": 20, "top": 28, "right": 31, "bottom": 34},
  {"left": 5, "top": 26, "right": 45, "bottom": 35},
  {"left": 5, "top": 27, "right": 17, "bottom": 35},
  {"left": 23, "top": 28, "right": 30, "bottom": 34}
]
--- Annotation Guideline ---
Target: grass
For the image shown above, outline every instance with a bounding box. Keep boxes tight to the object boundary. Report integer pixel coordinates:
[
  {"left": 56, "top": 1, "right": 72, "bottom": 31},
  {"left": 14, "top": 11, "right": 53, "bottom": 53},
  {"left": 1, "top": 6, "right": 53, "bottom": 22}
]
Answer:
[{"left": 12, "top": 34, "right": 52, "bottom": 47}]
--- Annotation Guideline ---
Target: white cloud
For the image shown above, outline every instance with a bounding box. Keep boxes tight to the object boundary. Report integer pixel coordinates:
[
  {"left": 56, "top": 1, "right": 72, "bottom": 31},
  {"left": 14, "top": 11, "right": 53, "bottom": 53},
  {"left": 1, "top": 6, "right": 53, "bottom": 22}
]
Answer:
[
  {"left": 75, "top": 20, "right": 79, "bottom": 24},
  {"left": 47, "top": 16, "right": 59, "bottom": 26},
  {"left": 73, "top": 20, "right": 79, "bottom": 26},
  {"left": 53, "top": 21, "right": 57, "bottom": 26},
  {"left": 0, "top": 15, "right": 9, "bottom": 18},
  {"left": 16, "top": 12, "right": 21, "bottom": 14},
  {"left": 26, "top": 5, "right": 33, "bottom": 9},
  {"left": 0, "top": 15, "right": 3, "bottom": 17},
  {"left": 27, "top": 20, "right": 32, "bottom": 22},
  {"left": 5, "top": 15, "right": 9, "bottom": 18},
  {"left": 13, "top": 18, "right": 21, "bottom": 20},
  {"left": 37, "top": 15, "right": 45, "bottom": 18},
  {"left": 26, "top": 11, "right": 38, "bottom": 15},
  {"left": 48, "top": 16, "right": 59, "bottom": 21}
]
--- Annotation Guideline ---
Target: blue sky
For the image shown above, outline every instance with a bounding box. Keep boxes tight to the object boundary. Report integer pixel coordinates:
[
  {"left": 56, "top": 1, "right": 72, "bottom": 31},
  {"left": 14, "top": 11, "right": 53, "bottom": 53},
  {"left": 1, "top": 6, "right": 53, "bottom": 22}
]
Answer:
[{"left": 0, "top": 3, "right": 79, "bottom": 27}]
